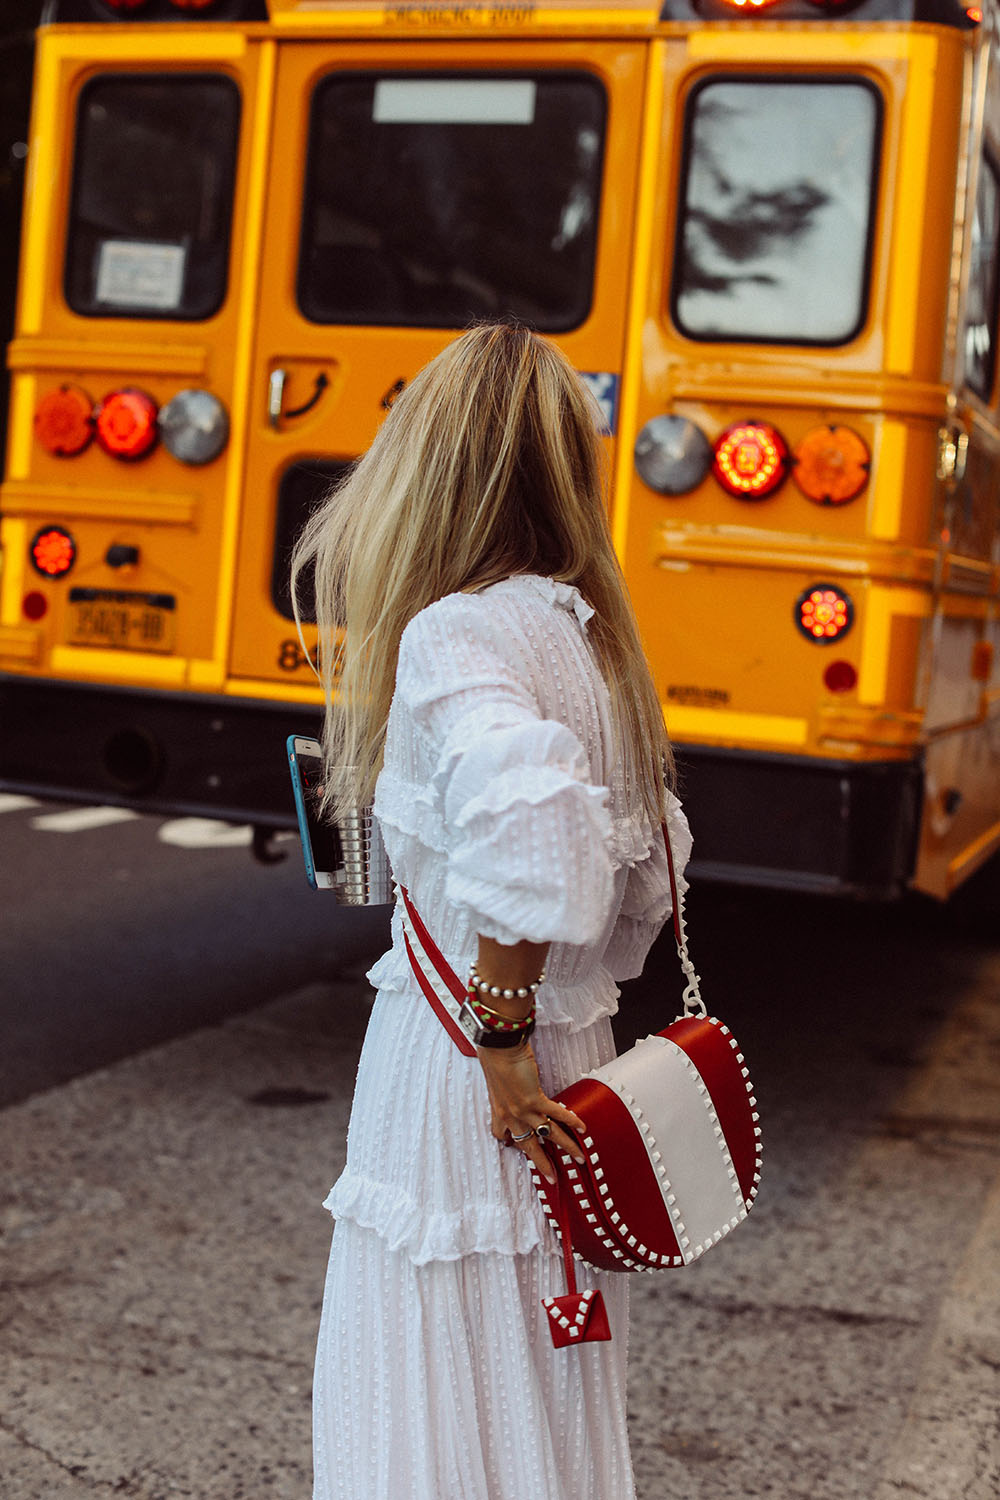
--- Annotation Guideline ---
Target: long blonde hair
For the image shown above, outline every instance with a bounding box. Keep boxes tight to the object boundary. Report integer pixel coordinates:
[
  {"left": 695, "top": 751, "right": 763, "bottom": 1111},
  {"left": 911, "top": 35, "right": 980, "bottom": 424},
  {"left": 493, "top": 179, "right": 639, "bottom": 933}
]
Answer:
[{"left": 292, "top": 323, "right": 672, "bottom": 825}]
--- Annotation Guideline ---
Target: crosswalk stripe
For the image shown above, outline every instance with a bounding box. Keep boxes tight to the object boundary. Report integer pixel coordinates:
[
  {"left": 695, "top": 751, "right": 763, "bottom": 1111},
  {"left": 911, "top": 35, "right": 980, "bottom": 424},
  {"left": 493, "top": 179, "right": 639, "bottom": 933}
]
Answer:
[
  {"left": 31, "top": 806, "right": 140, "bottom": 833},
  {"left": 0, "top": 794, "right": 42, "bottom": 814},
  {"left": 157, "top": 818, "right": 253, "bottom": 849}
]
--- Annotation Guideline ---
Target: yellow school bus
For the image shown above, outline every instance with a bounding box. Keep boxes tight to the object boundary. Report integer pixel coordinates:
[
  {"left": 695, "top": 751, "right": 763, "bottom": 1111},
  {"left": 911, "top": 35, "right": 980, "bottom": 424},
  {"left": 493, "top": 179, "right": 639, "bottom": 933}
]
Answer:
[{"left": 1, "top": 0, "right": 998, "bottom": 898}]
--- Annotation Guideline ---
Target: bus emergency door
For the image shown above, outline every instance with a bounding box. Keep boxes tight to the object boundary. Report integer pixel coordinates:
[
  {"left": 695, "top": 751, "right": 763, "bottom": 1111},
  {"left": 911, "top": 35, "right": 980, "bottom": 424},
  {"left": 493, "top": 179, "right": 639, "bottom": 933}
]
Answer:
[{"left": 229, "top": 40, "right": 648, "bottom": 690}]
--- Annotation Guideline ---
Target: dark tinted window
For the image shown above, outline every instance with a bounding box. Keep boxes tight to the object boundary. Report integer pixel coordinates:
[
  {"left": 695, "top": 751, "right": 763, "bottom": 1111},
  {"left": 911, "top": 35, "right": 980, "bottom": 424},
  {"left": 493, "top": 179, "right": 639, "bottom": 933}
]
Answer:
[
  {"left": 272, "top": 459, "right": 353, "bottom": 622},
  {"left": 65, "top": 75, "right": 240, "bottom": 320},
  {"left": 963, "top": 155, "right": 1000, "bottom": 400},
  {"left": 673, "top": 77, "right": 881, "bottom": 345},
  {"left": 298, "top": 74, "right": 605, "bottom": 330}
]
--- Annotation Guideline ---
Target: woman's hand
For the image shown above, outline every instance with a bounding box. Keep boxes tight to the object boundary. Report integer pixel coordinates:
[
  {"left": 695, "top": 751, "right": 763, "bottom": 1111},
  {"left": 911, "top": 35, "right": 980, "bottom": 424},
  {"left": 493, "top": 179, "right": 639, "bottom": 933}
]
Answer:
[{"left": 477, "top": 1040, "right": 586, "bottom": 1183}]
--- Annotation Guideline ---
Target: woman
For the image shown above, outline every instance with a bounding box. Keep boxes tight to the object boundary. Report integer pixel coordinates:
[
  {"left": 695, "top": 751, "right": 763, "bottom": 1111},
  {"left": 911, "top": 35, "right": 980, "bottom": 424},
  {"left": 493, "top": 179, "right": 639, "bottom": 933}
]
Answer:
[{"left": 293, "top": 323, "right": 691, "bottom": 1500}]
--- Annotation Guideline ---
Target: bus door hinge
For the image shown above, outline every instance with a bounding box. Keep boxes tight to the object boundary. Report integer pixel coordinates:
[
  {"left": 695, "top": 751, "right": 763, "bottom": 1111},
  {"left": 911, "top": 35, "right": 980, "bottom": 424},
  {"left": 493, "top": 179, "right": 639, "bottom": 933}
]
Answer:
[{"left": 936, "top": 424, "right": 969, "bottom": 484}]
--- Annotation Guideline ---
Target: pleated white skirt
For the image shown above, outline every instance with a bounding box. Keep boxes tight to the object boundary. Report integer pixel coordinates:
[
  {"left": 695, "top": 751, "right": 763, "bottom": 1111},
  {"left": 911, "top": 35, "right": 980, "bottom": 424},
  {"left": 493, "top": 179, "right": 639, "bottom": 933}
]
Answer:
[{"left": 312, "top": 1220, "right": 634, "bottom": 1500}]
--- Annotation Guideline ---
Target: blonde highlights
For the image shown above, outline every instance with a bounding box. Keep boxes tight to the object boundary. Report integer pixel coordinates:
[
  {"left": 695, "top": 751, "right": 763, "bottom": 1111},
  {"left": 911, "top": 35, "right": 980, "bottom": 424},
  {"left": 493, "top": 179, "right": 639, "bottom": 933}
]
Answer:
[{"left": 292, "top": 323, "right": 672, "bottom": 825}]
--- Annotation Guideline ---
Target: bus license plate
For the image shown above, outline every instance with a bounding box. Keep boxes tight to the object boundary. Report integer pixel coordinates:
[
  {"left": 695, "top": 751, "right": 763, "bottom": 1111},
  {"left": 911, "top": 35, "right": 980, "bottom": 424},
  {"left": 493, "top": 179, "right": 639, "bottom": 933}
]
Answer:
[{"left": 67, "top": 588, "right": 177, "bottom": 654}]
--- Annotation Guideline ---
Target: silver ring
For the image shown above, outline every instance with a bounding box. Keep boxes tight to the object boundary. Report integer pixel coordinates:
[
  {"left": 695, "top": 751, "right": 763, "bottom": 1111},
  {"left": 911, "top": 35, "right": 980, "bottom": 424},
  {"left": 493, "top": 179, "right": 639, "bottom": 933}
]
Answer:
[
  {"left": 509, "top": 1128, "right": 533, "bottom": 1142},
  {"left": 533, "top": 1121, "right": 552, "bottom": 1141}
]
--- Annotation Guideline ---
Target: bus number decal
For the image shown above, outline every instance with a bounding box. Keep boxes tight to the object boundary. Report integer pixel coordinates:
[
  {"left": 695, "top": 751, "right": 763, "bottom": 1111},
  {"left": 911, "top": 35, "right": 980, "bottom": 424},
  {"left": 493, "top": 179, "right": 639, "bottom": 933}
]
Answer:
[
  {"left": 278, "top": 639, "right": 311, "bottom": 673},
  {"left": 383, "top": 2, "right": 537, "bottom": 23},
  {"left": 666, "top": 685, "right": 731, "bottom": 708}
]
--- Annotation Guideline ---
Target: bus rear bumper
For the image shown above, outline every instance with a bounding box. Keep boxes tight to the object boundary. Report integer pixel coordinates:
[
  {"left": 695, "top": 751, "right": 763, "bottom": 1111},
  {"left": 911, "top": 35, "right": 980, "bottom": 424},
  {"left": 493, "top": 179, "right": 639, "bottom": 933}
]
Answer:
[
  {"left": 0, "top": 674, "right": 322, "bottom": 828},
  {"left": 675, "top": 743, "right": 924, "bottom": 900}
]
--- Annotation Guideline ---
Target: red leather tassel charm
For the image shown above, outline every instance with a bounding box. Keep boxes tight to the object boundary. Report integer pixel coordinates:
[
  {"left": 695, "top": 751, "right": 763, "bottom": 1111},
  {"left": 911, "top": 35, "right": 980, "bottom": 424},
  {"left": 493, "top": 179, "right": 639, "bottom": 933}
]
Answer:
[
  {"left": 542, "top": 1146, "right": 612, "bottom": 1349},
  {"left": 543, "top": 1288, "right": 611, "bottom": 1347}
]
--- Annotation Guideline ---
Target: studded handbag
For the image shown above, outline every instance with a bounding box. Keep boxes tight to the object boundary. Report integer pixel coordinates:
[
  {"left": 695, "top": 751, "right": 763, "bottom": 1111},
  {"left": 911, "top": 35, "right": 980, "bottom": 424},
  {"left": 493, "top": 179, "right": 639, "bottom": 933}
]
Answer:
[{"left": 399, "top": 821, "right": 762, "bottom": 1348}]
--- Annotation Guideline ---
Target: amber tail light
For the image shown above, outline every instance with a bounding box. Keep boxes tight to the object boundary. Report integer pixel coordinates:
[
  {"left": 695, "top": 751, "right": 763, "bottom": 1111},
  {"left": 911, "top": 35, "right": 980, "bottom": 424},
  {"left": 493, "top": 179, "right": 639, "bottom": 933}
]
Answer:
[
  {"left": 793, "top": 426, "right": 870, "bottom": 505},
  {"left": 35, "top": 386, "right": 95, "bottom": 457}
]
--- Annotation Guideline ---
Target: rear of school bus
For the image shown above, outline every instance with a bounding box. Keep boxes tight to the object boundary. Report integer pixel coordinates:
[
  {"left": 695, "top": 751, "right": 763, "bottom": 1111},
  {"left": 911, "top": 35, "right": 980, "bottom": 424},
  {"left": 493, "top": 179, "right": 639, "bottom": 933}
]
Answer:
[
  {"left": 619, "top": 0, "right": 1000, "bottom": 898},
  {"left": 1, "top": 0, "right": 998, "bottom": 898},
  {"left": 0, "top": 0, "right": 655, "bottom": 830}
]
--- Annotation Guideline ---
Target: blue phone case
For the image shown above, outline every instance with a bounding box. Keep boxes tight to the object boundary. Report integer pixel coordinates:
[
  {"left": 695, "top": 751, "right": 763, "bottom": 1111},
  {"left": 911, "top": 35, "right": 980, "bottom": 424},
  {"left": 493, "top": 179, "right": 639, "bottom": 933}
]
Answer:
[{"left": 287, "top": 734, "right": 323, "bottom": 889}]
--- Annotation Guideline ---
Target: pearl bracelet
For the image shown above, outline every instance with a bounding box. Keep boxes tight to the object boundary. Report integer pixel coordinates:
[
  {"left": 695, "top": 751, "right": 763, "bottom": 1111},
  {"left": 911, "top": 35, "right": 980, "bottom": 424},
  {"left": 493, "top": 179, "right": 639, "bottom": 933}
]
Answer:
[{"left": 467, "top": 961, "right": 546, "bottom": 1004}]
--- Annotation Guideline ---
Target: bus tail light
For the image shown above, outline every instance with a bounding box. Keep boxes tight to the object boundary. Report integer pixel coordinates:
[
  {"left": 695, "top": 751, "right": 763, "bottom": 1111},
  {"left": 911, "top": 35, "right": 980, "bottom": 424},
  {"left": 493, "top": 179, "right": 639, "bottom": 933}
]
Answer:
[
  {"left": 30, "top": 526, "right": 77, "bottom": 579},
  {"left": 100, "top": 0, "right": 150, "bottom": 9},
  {"left": 94, "top": 388, "right": 159, "bottom": 461},
  {"left": 159, "top": 389, "right": 230, "bottom": 466},
  {"left": 634, "top": 415, "right": 713, "bottom": 495},
  {"left": 713, "top": 422, "right": 789, "bottom": 499},
  {"left": 35, "top": 385, "right": 95, "bottom": 457},
  {"left": 796, "top": 584, "right": 854, "bottom": 643},
  {"left": 169, "top": 0, "right": 219, "bottom": 8},
  {"left": 793, "top": 426, "right": 870, "bottom": 505}
]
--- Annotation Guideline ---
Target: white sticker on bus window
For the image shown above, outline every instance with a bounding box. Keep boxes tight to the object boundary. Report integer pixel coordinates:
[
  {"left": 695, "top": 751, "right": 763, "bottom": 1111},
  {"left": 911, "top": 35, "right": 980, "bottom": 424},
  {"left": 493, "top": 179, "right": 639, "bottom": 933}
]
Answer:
[
  {"left": 373, "top": 79, "right": 536, "bottom": 126},
  {"left": 95, "top": 240, "right": 186, "bottom": 311}
]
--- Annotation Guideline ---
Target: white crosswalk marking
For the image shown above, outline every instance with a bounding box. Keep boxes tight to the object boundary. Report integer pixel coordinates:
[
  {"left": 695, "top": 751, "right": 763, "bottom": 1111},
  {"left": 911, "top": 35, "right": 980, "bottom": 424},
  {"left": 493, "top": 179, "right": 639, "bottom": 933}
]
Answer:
[
  {"left": 157, "top": 818, "right": 253, "bottom": 849},
  {"left": 31, "top": 806, "right": 140, "bottom": 833},
  {"left": 0, "top": 794, "right": 42, "bottom": 814}
]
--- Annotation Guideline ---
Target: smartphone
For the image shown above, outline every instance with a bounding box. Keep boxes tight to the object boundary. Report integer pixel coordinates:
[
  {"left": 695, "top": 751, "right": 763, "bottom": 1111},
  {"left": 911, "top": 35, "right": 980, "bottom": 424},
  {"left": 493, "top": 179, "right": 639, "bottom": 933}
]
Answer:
[{"left": 287, "top": 734, "right": 342, "bottom": 890}]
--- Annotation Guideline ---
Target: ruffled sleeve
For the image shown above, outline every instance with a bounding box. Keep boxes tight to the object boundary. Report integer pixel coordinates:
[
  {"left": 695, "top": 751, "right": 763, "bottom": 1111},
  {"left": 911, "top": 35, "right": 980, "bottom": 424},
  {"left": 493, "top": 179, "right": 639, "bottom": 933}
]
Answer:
[
  {"left": 603, "top": 790, "right": 693, "bottom": 980},
  {"left": 393, "top": 593, "right": 616, "bottom": 947}
]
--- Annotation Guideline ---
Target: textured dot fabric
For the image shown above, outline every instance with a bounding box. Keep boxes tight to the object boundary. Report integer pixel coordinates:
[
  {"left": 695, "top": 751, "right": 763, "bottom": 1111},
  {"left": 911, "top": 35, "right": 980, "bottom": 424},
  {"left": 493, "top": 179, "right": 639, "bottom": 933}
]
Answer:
[{"left": 313, "top": 574, "right": 691, "bottom": 1500}]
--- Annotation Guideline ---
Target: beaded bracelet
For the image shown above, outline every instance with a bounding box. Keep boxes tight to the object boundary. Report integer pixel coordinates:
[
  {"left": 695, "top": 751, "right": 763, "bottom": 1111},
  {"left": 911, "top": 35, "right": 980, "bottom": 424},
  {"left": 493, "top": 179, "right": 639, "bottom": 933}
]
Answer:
[
  {"left": 464, "top": 990, "right": 536, "bottom": 1035},
  {"left": 467, "top": 961, "right": 546, "bottom": 1004}
]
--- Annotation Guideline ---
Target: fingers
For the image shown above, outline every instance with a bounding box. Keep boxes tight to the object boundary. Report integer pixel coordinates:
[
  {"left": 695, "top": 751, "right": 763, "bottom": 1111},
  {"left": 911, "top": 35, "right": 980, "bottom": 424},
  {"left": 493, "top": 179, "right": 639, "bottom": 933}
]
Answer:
[{"left": 524, "top": 1139, "right": 556, "bottom": 1183}]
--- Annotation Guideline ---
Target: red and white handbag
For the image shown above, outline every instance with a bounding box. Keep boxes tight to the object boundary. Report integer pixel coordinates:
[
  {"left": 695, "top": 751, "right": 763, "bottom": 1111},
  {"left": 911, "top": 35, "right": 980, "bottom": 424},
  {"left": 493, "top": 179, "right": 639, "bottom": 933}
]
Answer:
[{"left": 399, "top": 823, "right": 762, "bottom": 1347}]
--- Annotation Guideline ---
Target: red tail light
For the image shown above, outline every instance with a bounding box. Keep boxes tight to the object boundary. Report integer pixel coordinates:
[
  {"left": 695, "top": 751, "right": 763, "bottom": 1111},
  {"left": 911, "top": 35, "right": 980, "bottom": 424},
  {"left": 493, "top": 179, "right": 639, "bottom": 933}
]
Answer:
[
  {"left": 30, "top": 526, "right": 77, "bottom": 579},
  {"left": 35, "top": 385, "right": 95, "bottom": 457},
  {"left": 169, "top": 0, "right": 219, "bottom": 7},
  {"left": 795, "top": 585, "right": 854, "bottom": 643},
  {"left": 100, "top": 0, "right": 150, "bottom": 9},
  {"left": 713, "top": 422, "right": 789, "bottom": 499},
  {"left": 94, "top": 388, "right": 159, "bottom": 461}
]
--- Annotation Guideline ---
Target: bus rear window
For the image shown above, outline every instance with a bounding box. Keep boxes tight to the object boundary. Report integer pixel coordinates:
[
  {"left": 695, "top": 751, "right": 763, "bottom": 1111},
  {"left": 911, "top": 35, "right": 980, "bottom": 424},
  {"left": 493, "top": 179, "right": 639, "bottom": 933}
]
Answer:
[
  {"left": 65, "top": 75, "right": 240, "bottom": 321},
  {"left": 298, "top": 73, "right": 605, "bottom": 330},
  {"left": 672, "top": 77, "right": 881, "bottom": 346}
]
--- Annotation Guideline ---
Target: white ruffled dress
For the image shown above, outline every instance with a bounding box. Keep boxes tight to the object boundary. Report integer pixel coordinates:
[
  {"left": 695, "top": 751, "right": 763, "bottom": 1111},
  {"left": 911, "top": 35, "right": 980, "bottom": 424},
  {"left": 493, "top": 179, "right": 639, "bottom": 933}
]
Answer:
[{"left": 312, "top": 574, "right": 691, "bottom": 1500}]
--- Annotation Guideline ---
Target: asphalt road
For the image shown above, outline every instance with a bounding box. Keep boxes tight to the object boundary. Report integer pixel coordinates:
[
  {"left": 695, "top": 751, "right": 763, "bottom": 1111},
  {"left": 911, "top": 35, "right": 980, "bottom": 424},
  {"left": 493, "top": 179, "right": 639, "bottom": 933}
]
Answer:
[
  {"left": 1, "top": 795, "right": 390, "bottom": 1107},
  {"left": 3, "top": 787, "right": 997, "bottom": 1116},
  {"left": 2, "top": 797, "right": 999, "bottom": 1499}
]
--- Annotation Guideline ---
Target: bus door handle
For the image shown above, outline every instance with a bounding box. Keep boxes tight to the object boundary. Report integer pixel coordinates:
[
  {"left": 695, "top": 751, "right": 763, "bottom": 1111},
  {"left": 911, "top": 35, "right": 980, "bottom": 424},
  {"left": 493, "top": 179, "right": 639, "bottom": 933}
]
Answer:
[
  {"left": 268, "top": 368, "right": 288, "bottom": 429},
  {"left": 268, "top": 367, "right": 331, "bottom": 428}
]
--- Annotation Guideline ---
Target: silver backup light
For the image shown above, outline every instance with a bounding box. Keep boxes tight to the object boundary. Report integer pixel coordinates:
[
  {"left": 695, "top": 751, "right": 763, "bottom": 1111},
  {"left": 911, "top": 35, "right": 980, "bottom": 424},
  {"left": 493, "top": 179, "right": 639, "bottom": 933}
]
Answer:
[{"left": 634, "top": 414, "right": 713, "bottom": 495}]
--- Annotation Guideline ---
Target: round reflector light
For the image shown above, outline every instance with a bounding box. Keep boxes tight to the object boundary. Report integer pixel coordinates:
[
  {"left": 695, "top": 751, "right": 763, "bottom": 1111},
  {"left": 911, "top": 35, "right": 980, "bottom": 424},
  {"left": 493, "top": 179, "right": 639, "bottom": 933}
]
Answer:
[
  {"left": 95, "top": 388, "right": 159, "bottom": 462},
  {"left": 23, "top": 591, "right": 49, "bottom": 622},
  {"left": 823, "top": 659, "right": 858, "bottom": 693},
  {"left": 30, "top": 526, "right": 77, "bottom": 579},
  {"left": 713, "top": 422, "right": 789, "bottom": 499},
  {"left": 159, "top": 389, "right": 230, "bottom": 466},
  {"left": 35, "top": 385, "right": 95, "bottom": 458},
  {"left": 795, "top": 585, "right": 854, "bottom": 644},
  {"left": 793, "top": 425, "right": 870, "bottom": 505},
  {"left": 634, "top": 415, "right": 713, "bottom": 495}
]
